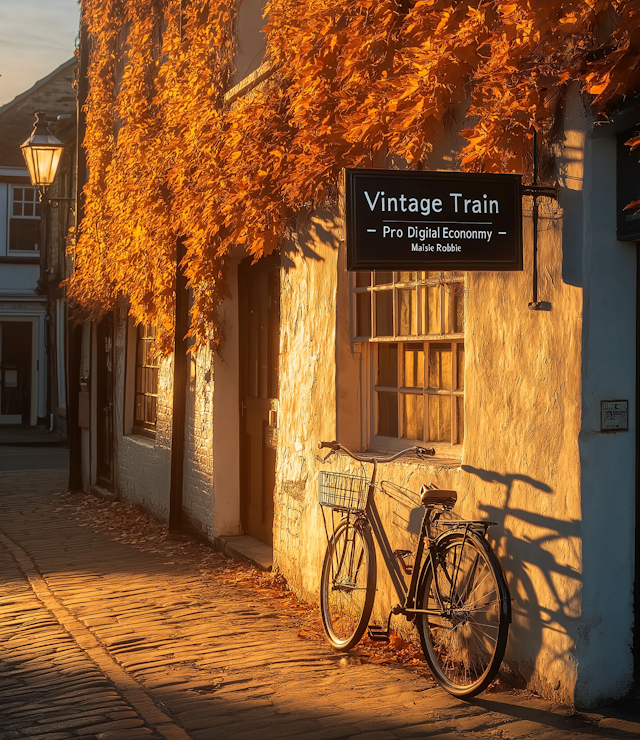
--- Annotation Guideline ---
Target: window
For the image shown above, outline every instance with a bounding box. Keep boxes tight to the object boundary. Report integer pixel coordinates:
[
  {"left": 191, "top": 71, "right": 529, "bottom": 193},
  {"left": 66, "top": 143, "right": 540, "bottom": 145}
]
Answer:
[
  {"left": 354, "top": 271, "right": 465, "bottom": 449},
  {"left": 9, "top": 186, "right": 40, "bottom": 252},
  {"left": 134, "top": 324, "right": 159, "bottom": 436}
]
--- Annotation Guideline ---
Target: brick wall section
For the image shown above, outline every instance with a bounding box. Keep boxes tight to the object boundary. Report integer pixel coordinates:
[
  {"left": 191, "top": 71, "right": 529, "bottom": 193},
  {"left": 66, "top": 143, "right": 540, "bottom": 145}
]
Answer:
[
  {"left": 181, "top": 344, "right": 215, "bottom": 539},
  {"left": 112, "top": 301, "right": 172, "bottom": 522},
  {"left": 110, "top": 300, "right": 215, "bottom": 533}
]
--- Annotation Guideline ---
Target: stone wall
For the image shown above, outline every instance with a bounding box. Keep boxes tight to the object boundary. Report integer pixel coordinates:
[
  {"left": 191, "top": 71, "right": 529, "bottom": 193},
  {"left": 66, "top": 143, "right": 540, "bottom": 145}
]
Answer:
[{"left": 271, "top": 102, "right": 636, "bottom": 707}]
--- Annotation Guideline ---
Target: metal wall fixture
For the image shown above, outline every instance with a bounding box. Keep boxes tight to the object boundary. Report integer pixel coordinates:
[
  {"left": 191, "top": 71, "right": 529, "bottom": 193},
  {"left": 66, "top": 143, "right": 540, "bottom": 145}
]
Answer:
[{"left": 524, "top": 130, "right": 558, "bottom": 310}]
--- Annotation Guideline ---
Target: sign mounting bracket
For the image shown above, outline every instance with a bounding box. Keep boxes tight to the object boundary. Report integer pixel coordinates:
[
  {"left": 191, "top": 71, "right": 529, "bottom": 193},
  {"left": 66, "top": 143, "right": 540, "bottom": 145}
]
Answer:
[{"left": 527, "top": 130, "right": 559, "bottom": 311}]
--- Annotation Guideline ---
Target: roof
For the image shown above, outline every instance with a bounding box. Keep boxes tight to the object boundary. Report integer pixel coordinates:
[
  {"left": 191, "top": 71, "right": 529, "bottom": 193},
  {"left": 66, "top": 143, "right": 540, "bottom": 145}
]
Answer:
[{"left": 0, "top": 58, "right": 77, "bottom": 168}]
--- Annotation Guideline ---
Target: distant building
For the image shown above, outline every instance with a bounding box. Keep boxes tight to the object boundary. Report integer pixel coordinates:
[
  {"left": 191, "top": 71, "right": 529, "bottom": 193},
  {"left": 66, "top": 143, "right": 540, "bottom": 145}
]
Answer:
[{"left": 0, "top": 58, "right": 76, "bottom": 431}]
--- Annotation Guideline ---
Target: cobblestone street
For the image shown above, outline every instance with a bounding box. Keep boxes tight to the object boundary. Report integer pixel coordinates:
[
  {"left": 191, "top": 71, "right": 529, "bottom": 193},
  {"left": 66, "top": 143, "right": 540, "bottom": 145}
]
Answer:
[{"left": 1, "top": 460, "right": 639, "bottom": 740}]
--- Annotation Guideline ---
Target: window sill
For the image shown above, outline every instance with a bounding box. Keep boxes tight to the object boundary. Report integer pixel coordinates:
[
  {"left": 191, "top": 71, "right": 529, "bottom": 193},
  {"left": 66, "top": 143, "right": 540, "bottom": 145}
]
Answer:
[
  {"left": 126, "top": 431, "right": 156, "bottom": 448},
  {"left": 368, "top": 437, "right": 462, "bottom": 465},
  {"left": 0, "top": 255, "right": 40, "bottom": 263}
]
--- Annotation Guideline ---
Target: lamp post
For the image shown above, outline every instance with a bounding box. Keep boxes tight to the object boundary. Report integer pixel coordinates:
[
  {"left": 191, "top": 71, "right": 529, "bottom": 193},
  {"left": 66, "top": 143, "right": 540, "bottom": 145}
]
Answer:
[
  {"left": 20, "top": 111, "right": 74, "bottom": 443},
  {"left": 20, "top": 111, "right": 66, "bottom": 197}
]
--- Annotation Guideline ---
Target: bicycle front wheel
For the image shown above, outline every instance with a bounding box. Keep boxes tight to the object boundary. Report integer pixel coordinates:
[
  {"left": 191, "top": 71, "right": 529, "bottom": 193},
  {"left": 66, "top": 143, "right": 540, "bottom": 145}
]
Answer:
[
  {"left": 320, "top": 518, "right": 376, "bottom": 651},
  {"left": 416, "top": 530, "right": 510, "bottom": 698}
]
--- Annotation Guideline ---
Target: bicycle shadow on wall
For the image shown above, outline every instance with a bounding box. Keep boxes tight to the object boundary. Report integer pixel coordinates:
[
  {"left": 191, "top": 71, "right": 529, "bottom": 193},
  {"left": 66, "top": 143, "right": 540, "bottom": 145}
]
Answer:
[{"left": 462, "top": 464, "right": 582, "bottom": 690}]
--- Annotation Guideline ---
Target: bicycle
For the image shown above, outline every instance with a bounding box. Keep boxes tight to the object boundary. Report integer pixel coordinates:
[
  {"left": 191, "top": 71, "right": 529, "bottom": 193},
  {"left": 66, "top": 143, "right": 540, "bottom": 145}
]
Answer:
[{"left": 317, "top": 440, "right": 511, "bottom": 698}]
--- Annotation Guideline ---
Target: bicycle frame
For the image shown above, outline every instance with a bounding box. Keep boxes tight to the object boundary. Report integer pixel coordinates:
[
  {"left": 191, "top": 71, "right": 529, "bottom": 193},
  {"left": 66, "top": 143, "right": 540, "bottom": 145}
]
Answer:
[
  {"left": 319, "top": 440, "right": 512, "bottom": 698},
  {"left": 320, "top": 441, "right": 498, "bottom": 627}
]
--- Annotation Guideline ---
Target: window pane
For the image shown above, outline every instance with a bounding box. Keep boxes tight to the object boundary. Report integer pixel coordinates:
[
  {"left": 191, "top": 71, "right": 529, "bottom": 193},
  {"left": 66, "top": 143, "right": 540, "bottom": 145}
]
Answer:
[
  {"left": 356, "top": 292, "right": 371, "bottom": 337},
  {"left": 457, "top": 395, "right": 464, "bottom": 444},
  {"left": 9, "top": 219, "right": 39, "bottom": 251},
  {"left": 374, "top": 272, "right": 393, "bottom": 285},
  {"left": 356, "top": 272, "right": 371, "bottom": 287},
  {"left": 428, "top": 344, "right": 452, "bottom": 389},
  {"left": 12, "top": 202, "right": 21, "bottom": 216},
  {"left": 14, "top": 188, "right": 23, "bottom": 201},
  {"left": 398, "top": 288, "right": 417, "bottom": 335},
  {"left": 457, "top": 344, "right": 465, "bottom": 390},
  {"left": 445, "top": 288, "right": 465, "bottom": 333},
  {"left": 26, "top": 188, "right": 36, "bottom": 201},
  {"left": 23, "top": 202, "right": 33, "bottom": 217},
  {"left": 145, "top": 394, "right": 155, "bottom": 424},
  {"left": 402, "top": 393, "right": 424, "bottom": 440},
  {"left": 378, "top": 343, "right": 398, "bottom": 387},
  {"left": 424, "top": 285, "right": 441, "bottom": 334},
  {"left": 377, "top": 391, "right": 398, "bottom": 437},
  {"left": 398, "top": 271, "right": 417, "bottom": 283},
  {"left": 375, "top": 290, "right": 393, "bottom": 337},
  {"left": 148, "top": 366, "right": 156, "bottom": 394},
  {"left": 428, "top": 395, "right": 451, "bottom": 442},
  {"left": 134, "top": 323, "right": 158, "bottom": 432},
  {"left": 403, "top": 343, "right": 424, "bottom": 388}
]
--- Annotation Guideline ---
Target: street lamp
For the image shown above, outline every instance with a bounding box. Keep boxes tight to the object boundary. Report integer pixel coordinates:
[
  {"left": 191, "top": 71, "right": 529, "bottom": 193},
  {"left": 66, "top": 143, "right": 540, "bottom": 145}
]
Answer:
[{"left": 20, "top": 111, "right": 65, "bottom": 195}]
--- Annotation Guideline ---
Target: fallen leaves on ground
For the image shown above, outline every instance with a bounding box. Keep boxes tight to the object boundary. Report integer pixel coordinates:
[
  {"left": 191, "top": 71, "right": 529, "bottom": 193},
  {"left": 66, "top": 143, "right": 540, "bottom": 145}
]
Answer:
[{"left": 54, "top": 490, "right": 528, "bottom": 694}]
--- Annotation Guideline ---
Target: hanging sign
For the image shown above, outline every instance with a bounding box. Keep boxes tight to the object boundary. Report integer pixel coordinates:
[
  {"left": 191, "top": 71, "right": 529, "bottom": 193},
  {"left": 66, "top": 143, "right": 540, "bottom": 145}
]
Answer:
[
  {"left": 345, "top": 168, "right": 523, "bottom": 271},
  {"left": 616, "top": 128, "right": 640, "bottom": 242}
]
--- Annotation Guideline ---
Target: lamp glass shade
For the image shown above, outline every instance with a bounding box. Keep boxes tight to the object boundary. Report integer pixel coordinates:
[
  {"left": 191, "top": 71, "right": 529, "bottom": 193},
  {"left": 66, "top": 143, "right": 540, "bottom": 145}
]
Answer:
[
  {"left": 20, "top": 113, "right": 65, "bottom": 187},
  {"left": 21, "top": 144, "right": 63, "bottom": 187}
]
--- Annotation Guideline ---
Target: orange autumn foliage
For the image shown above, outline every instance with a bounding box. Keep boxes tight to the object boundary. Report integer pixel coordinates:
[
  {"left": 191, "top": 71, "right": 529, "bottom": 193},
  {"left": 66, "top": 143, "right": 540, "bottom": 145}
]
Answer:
[{"left": 70, "top": 0, "right": 640, "bottom": 352}]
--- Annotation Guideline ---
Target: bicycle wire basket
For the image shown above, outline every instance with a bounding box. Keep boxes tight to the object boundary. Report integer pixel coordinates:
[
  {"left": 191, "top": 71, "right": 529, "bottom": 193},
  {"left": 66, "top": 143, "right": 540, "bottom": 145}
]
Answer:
[{"left": 318, "top": 470, "right": 370, "bottom": 512}]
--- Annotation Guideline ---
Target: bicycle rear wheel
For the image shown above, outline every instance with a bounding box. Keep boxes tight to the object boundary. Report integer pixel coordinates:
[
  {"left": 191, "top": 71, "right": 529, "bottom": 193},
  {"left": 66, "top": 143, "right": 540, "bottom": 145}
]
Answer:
[
  {"left": 416, "top": 530, "right": 510, "bottom": 698},
  {"left": 320, "top": 518, "right": 376, "bottom": 651}
]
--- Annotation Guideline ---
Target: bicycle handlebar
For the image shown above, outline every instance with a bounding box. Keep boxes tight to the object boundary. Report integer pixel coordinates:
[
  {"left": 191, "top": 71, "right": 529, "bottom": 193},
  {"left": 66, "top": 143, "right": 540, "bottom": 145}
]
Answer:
[{"left": 318, "top": 440, "right": 435, "bottom": 463}]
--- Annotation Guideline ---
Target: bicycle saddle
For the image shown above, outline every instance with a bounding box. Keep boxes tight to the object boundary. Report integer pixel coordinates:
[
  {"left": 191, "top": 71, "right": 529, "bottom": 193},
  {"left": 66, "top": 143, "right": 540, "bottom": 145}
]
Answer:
[{"left": 419, "top": 485, "right": 457, "bottom": 508}]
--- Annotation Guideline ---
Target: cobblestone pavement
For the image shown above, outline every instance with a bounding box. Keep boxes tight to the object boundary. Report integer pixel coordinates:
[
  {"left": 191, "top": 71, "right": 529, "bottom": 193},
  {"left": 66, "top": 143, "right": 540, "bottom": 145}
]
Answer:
[{"left": 1, "top": 468, "right": 639, "bottom": 740}]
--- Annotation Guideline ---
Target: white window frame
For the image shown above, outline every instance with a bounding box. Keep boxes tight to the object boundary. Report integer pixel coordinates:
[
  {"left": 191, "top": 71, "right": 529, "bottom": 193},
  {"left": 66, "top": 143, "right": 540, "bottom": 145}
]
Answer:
[
  {"left": 352, "top": 271, "right": 465, "bottom": 458},
  {"left": 7, "top": 184, "right": 40, "bottom": 255}
]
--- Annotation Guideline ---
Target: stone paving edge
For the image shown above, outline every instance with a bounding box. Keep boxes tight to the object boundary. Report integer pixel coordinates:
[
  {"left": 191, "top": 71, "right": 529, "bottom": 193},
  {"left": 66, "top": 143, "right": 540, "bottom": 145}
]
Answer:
[{"left": 0, "top": 531, "right": 192, "bottom": 740}]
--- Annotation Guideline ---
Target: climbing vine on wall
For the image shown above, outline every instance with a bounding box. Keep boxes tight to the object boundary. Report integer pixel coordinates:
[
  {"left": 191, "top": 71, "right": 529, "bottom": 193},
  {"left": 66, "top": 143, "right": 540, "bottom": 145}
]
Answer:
[{"left": 70, "top": 0, "right": 640, "bottom": 352}]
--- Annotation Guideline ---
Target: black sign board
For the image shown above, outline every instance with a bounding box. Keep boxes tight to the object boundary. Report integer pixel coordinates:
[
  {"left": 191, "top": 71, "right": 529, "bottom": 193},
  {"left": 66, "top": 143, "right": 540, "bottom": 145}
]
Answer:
[
  {"left": 345, "top": 168, "right": 523, "bottom": 271},
  {"left": 616, "top": 128, "right": 640, "bottom": 242}
]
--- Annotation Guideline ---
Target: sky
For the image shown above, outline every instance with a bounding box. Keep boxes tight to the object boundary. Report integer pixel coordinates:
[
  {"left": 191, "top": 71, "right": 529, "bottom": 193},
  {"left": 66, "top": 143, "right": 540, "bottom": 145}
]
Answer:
[{"left": 0, "top": 0, "right": 79, "bottom": 107}]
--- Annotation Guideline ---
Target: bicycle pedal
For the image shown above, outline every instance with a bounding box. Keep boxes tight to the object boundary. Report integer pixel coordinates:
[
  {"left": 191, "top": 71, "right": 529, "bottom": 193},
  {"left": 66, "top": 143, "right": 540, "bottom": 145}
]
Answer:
[{"left": 367, "top": 625, "right": 390, "bottom": 642}]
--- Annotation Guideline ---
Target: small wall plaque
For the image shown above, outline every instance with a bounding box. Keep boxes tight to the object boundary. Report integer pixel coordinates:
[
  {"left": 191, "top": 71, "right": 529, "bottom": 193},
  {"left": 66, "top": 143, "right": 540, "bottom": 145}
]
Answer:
[{"left": 601, "top": 400, "right": 629, "bottom": 432}]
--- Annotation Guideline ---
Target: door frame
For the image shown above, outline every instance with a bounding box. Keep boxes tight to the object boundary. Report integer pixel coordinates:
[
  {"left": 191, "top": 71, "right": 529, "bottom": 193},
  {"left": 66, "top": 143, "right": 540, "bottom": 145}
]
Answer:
[
  {"left": 0, "top": 315, "right": 39, "bottom": 426},
  {"left": 238, "top": 253, "right": 281, "bottom": 544}
]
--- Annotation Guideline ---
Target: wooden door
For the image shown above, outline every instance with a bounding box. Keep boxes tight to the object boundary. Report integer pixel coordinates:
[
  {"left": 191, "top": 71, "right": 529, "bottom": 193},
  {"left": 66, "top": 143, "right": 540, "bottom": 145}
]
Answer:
[{"left": 239, "top": 255, "right": 280, "bottom": 545}]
